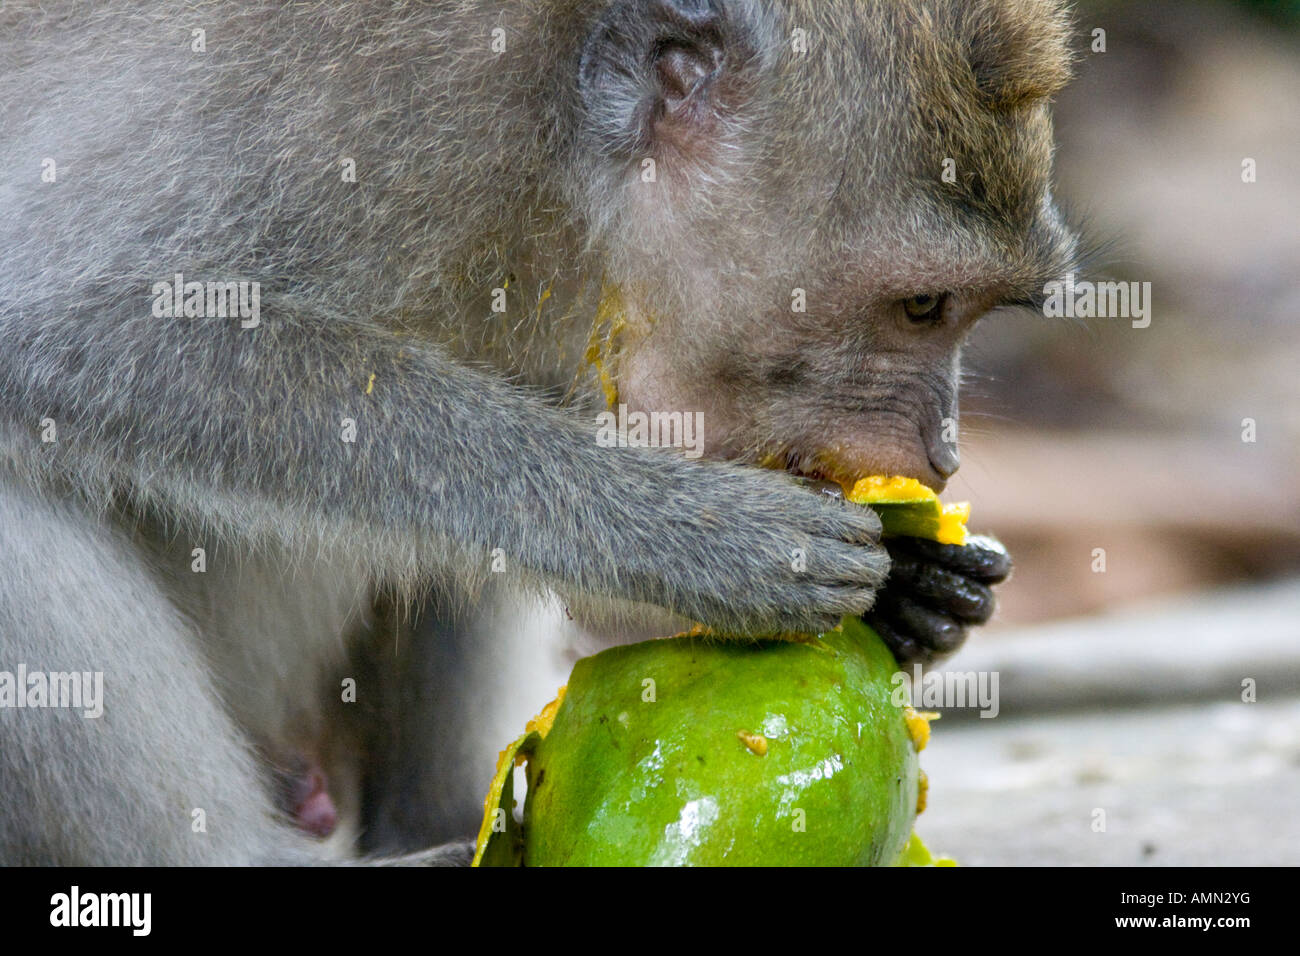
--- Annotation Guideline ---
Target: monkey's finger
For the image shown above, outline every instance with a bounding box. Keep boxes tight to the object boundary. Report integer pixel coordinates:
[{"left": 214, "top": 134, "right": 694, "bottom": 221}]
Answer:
[
  {"left": 884, "top": 554, "right": 997, "bottom": 624},
  {"left": 748, "top": 582, "right": 884, "bottom": 634},
  {"left": 794, "top": 477, "right": 845, "bottom": 501},
  {"left": 871, "top": 594, "right": 968, "bottom": 658},
  {"left": 826, "top": 502, "right": 883, "bottom": 545},
  {"left": 888, "top": 533, "right": 1012, "bottom": 583},
  {"left": 803, "top": 538, "right": 891, "bottom": 590},
  {"left": 864, "top": 615, "right": 930, "bottom": 666},
  {"left": 794, "top": 481, "right": 882, "bottom": 544}
]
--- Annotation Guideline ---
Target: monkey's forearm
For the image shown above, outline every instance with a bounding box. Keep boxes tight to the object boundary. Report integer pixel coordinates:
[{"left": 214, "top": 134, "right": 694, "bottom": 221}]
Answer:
[
  {"left": 6, "top": 305, "right": 610, "bottom": 564},
  {"left": 0, "top": 303, "right": 885, "bottom": 631}
]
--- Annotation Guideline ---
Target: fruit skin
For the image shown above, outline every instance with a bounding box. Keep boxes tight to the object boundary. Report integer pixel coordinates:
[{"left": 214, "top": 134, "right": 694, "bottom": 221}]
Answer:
[{"left": 522, "top": 617, "right": 918, "bottom": 866}]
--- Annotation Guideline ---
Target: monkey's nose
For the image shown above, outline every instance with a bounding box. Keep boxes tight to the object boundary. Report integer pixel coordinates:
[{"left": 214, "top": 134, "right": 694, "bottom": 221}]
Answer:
[{"left": 927, "top": 441, "right": 960, "bottom": 481}]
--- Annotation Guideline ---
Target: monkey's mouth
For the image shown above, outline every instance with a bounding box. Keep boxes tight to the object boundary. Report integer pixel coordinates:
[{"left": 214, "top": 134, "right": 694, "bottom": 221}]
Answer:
[
  {"left": 764, "top": 440, "right": 952, "bottom": 494},
  {"left": 765, "top": 447, "right": 855, "bottom": 496}
]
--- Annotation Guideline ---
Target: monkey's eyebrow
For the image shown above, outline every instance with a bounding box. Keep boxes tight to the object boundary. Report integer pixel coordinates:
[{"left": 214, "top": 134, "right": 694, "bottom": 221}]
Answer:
[
  {"left": 990, "top": 266, "right": 1070, "bottom": 312},
  {"left": 997, "top": 289, "right": 1049, "bottom": 312},
  {"left": 994, "top": 229, "right": 1082, "bottom": 312},
  {"left": 947, "top": 251, "right": 1076, "bottom": 314}
]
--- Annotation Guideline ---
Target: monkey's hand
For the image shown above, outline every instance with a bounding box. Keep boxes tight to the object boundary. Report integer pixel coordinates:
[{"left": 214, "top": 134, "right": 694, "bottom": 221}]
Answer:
[
  {"left": 620, "top": 463, "right": 889, "bottom": 635},
  {"left": 863, "top": 534, "right": 1012, "bottom": 665}
]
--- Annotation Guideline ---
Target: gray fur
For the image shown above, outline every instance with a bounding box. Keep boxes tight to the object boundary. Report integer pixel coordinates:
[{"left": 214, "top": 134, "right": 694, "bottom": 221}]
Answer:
[{"left": 0, "top": 0, "right": 1075, "bottom": 863}]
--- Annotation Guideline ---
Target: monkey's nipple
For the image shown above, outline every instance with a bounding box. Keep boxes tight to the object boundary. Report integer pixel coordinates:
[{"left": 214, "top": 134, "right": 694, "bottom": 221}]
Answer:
[{"left": 290, "top": 766, "right": 338, "bottom": 839}]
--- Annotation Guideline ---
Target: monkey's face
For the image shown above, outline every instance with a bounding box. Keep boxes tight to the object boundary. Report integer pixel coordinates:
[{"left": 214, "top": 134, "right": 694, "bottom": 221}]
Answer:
[{"left": 572, "top": 0, "right": 1078, "bottom": 490}]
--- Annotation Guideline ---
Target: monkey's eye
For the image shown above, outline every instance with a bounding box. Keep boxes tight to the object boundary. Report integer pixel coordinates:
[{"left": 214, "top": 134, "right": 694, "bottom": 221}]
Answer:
[{"left": 902, "top": 294, "right": 946, "bottom": 324}]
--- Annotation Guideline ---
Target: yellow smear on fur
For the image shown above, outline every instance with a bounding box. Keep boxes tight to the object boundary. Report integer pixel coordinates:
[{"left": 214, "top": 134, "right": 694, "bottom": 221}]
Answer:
[{"left": 584, "top": 282, "right": 628, "bottom": 409}]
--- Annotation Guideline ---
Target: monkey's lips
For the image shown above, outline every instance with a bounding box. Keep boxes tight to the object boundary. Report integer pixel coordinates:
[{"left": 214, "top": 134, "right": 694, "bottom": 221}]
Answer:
[
  {"left": 765, "top": 438, "right": 953, "bottom": 494},
  {"left": 763, "top": 447, "right": 859, "bottom": 494}
]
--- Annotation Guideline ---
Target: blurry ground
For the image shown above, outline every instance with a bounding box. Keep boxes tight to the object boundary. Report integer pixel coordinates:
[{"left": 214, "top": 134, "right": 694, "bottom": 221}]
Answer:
[{"left": 919, "top": 579, "right": 1300, "bottom": 865}]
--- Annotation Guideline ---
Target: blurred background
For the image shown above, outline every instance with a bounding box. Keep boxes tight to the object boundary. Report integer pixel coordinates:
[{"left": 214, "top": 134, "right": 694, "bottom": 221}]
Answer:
[{"left": 920, "top": 0, "right": 1300, "bottom": 865}]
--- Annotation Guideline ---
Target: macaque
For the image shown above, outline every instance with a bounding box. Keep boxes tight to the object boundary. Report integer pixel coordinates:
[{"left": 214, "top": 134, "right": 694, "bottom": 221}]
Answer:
[{"left": 0, "top": 0, "right": 1074, "bottom": 863}]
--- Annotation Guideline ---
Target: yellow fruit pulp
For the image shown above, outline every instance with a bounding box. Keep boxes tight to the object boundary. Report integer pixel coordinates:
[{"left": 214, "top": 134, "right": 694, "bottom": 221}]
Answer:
[{"left": 845, "top": 475, "right": 970, "bottom": 546}]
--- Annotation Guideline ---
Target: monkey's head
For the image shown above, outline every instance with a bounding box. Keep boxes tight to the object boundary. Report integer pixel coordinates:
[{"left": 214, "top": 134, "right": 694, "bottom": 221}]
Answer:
[{"left": 567, "top": 0, "right": 1077, "bottom": 490}]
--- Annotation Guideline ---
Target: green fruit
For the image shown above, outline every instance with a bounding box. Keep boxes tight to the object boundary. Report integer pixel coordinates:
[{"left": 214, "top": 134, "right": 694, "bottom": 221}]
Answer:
[{"left": 519, "top": 617, "right": 919, "bottom": 866}]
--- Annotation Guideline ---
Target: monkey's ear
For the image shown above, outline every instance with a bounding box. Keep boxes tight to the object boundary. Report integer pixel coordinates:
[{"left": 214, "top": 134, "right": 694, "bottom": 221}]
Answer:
[{"left": 579, "top": 0, "right": 750, "bottom": 159}]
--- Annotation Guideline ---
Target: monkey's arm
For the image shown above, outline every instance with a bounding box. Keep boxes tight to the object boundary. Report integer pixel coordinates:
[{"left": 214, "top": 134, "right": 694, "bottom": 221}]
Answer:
[
  {"left": 865, "top": 535, "right": 1013, "bottom": 664},
  {"left": 0, "top": 298, "right": 884, "bottom": 634}
]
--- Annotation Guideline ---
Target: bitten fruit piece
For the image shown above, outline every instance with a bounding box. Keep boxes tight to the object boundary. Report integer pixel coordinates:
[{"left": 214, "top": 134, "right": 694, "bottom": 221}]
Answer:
[{"left": 845, "top": 475, "right": 970, "bottom": 546}]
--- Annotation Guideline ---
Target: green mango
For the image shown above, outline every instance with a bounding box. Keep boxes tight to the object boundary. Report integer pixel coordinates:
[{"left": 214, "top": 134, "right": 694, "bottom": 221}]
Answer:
[{"left": 517, "top": 617, "right": 921, "bottom": 866}]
